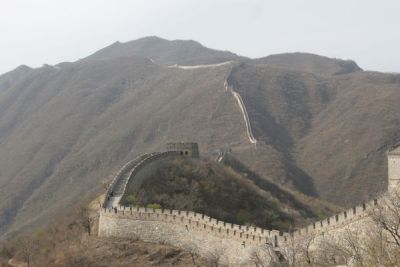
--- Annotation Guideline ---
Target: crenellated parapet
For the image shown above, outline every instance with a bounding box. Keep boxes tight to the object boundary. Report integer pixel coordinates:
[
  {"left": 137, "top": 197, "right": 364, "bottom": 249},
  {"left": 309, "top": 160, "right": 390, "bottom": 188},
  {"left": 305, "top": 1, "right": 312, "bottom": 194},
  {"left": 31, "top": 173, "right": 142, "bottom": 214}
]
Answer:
[
  {"left": 293, "top": 198, "right": 378, "bottom": 238},
  {"left": 99, "top": 197, "right": 380, "bottom": 249},
  {"left": 99, "top": 206, "right": 285, "bottom": 247},
  {"left": 98, "top": 145, "right": 399, "bottom": 263}
]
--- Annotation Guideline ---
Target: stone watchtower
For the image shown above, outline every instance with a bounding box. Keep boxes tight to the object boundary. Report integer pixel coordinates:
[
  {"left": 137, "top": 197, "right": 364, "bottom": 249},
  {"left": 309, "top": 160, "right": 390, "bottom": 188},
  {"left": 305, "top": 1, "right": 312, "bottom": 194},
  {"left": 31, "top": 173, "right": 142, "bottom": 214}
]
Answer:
[
  {"left": 388, "top": 145, "right": 400, "bottom": 192},
  {"left": 166, "top": 142, "right": 199, "bottom": 158}
]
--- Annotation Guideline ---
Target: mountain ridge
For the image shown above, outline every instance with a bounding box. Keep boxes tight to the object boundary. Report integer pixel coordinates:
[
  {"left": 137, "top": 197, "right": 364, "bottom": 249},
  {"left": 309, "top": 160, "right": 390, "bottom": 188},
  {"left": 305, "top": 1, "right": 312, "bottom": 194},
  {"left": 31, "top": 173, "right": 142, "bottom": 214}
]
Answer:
[{"left": 0, "top": 36, "right": 399, "bottom": 241}]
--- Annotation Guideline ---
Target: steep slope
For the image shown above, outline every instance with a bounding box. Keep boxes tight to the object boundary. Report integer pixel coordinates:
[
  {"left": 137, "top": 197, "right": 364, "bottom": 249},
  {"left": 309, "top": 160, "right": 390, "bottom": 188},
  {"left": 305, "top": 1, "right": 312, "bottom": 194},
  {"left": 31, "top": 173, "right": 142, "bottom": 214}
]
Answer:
[
  {"left": 85, "top": 36, "right": 240, "bottom": 65},
  {"left": 297, "top": 71, "right": 400, "bottom": 203},
  {"left": 227, "top": 62, "right": 400, "bottom": 205}
]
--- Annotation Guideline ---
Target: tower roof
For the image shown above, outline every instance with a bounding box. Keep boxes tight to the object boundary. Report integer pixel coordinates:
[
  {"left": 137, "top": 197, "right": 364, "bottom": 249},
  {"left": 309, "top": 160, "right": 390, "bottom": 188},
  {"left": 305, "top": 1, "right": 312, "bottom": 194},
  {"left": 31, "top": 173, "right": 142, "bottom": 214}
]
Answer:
[{"left": 388, "top": 144, "right": 400, "bottom": 155}]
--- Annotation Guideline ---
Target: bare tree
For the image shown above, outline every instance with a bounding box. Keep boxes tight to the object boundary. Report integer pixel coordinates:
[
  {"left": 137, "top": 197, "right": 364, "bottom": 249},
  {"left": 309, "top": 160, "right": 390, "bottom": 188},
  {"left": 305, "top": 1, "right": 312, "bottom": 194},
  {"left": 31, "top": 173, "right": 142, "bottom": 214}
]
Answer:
[
  {"left": 17, "top": 237, "right": 37, "bottom": 267},
  {"left": 249, "top": 242, "right": 278, "bottom": 267},
  {"left": 278, "top": 231, "right": 318, "bottom": 267},
  {"left": 206, "top": 247, "right": 226, "bottom": 267},
  {"left": 186, "top": 242, "right": 200, "bottom": 266},
  {"left": 370, "top": 191, "right": 400, "bottom": 248},
  {"left": 77, "top": 205, "right": 96, "bottom": 236},
  {"left": 313, "top": 217, "right": 400, "bottom": 266}
]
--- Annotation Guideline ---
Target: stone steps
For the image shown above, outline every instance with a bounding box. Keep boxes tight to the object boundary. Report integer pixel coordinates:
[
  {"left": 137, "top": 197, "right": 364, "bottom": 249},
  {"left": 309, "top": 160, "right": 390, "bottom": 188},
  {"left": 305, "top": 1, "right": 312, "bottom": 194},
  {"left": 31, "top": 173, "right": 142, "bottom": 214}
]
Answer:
[
  {"left": 111, "top": 154, "right": 151, "bottom": 197},
  {"left": 104, "top": 151, "right": 181, "bottom": 208}
]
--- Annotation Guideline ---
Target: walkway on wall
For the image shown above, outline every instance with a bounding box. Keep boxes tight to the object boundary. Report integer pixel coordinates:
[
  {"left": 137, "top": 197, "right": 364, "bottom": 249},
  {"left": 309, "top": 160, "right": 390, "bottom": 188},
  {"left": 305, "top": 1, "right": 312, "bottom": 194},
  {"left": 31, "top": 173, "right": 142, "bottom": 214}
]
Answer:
[
  {"left": 103, "top": 151, "right": 181, "bottom": 209},
  {"left": 167, "top": 61, "right": 232, "bottom": 70},
  {"left": 224, "top": 81, "right": 257, "bottom": 144},
  {"left": 104, "top": 153, "right": 155, "bottom": 208}
]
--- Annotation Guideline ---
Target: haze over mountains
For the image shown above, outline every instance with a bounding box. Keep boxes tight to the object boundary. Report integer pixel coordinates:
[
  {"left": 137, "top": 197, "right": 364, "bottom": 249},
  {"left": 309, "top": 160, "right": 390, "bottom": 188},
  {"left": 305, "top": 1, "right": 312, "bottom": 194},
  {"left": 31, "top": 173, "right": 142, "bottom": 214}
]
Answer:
[{"left": 0, "top": 36, "right": 399, "bottom": 239}]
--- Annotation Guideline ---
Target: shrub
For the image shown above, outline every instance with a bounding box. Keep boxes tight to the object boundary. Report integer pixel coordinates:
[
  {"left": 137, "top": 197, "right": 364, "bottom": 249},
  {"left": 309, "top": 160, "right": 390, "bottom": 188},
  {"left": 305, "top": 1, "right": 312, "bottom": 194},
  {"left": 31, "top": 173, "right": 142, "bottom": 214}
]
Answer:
[
  {"left": 147, "top": 203, "right": 162, "bottom": 209},
  {"left": 126, "top": 195, "right": 137, "bottom": 206}
]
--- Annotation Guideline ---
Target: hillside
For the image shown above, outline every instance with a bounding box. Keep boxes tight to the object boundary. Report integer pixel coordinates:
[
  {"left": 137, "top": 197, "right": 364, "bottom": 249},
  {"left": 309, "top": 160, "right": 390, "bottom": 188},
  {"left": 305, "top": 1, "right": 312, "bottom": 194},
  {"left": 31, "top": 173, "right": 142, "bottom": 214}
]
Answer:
[
  {"left": 121, "top": 156, "right": 334, "bottom": 231},
  {"left": 0, "top": 54, "right": 247, "bottom": 239},
  {"left": 0, "top": 36, "right": 400, "bottom": 240},
  {"left": 228, "top": 63, "right": 400, "bottom": 204}
]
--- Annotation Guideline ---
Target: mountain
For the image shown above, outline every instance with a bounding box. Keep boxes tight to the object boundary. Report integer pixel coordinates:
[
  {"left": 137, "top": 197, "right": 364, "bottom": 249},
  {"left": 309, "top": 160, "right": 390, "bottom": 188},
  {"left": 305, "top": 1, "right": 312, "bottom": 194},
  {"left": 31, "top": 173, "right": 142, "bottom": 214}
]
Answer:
[
  {"left": 84, "top": 36, "right": 240, "bottom": 65},
  {"left": 0, "top": 36, "right": 399, "bottom": 240}
]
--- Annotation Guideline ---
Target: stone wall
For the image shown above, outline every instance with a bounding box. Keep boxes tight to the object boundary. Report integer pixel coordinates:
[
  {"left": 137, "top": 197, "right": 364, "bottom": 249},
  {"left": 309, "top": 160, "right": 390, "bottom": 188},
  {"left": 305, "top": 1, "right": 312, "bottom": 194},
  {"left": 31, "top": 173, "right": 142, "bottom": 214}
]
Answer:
[
  {"left": 99, "top": 147, "right": 397, "bottom": 264},
  {"left": 103, "top": 151, "right": 181, "bottom": 208},
  {"left": 117, "top": 151, "right": 181, "bottom": 199},
  {"left": 98, "top": 207, "right": 277, "bottom": 265},
  {"left": 388, "top": 153, "right": 400, "bottom": 191},
  {"left": 98, "top": 194, "right": 381, "bottom": 264},
  {"left": 292, "top": 198, "right": 378, "bottom": 238}
]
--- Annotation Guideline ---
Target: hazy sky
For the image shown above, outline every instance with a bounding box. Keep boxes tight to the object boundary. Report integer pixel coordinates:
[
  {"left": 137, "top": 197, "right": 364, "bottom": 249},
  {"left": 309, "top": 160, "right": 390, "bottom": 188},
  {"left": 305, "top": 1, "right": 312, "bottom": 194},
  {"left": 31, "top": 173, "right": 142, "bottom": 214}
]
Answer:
[{"left": 1, "top": 0, "right": 399, "bottom": 74}]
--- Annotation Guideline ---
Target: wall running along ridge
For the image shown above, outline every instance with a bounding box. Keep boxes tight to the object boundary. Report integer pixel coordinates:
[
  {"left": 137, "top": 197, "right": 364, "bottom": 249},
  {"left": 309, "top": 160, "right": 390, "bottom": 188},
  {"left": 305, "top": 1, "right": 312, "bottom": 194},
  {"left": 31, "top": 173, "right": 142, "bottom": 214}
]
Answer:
[
  {"left": 167, "top": 61, "right": 257, "bottom": 145},
  {"left": 167, "top": 61, "right": 232, "bottom": 70},
  {"left": 224, "top": 80, "right": 257, "bottom": 144},
  {"left": 99, "top": 144, "right": 382, "bottom": 264}
]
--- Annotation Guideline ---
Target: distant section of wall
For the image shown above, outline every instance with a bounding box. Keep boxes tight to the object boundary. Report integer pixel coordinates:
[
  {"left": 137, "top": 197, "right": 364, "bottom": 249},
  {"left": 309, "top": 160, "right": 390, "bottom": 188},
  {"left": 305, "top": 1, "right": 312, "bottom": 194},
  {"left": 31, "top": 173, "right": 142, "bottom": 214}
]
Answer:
[{"left": 224, "top": 81, "right": 257, "bottom": 144}]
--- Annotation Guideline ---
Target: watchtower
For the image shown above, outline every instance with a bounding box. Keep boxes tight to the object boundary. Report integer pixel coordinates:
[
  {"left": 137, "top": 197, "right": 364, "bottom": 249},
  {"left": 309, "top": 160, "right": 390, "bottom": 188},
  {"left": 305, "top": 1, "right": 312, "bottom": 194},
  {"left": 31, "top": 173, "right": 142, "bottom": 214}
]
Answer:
[
  {"left": 166, "top": 142, "right": 199, "bottom": 158},
  {"left": 388, "top": 144, "right": 400, "bottom": 192}
]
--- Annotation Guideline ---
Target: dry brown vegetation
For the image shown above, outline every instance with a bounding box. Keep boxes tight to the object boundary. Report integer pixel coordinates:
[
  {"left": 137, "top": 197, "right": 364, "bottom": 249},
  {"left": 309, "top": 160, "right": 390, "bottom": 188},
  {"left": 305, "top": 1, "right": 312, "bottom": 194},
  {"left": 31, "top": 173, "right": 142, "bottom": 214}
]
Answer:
[
  {"left": 0, "top": 199, "right": 208, "bottom": 267},
  {"left": 0, "top": 36, "right": 399, "bottom": 239}
]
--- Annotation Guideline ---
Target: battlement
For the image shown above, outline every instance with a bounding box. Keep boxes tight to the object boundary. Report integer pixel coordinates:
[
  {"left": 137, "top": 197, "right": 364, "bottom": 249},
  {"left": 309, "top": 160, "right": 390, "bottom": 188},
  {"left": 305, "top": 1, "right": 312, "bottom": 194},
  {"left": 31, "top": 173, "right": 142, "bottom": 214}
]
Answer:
[
  {"left": 99, "top": 206, "right": 286, "bottom": 247},
  {"left": 100, "top": 197, "right": 380, "bottom": 248},
  {"left": 293, "top": 198, "right": 378, "bottom": 237},
  {"left": 99, "top": 146, "right": 397, "bottom": 263}
]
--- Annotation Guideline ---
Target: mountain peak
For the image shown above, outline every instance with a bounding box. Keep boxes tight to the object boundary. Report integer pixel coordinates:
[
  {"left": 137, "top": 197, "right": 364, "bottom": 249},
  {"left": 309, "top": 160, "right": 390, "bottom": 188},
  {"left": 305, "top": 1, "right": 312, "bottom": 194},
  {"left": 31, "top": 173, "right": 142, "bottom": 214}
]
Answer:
[
  {"left": 0, "top": 65, "right": 32, "bottom": 91},
  {"left": 84, "top": 36, "right": 239, "bottom": 66}
]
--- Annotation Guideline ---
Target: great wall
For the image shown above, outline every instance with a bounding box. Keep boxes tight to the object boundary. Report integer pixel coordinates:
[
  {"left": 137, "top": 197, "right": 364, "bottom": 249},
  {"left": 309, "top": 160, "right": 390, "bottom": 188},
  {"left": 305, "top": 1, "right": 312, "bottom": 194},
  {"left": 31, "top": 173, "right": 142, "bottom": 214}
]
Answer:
[
  {"left": 224, "top": 80, "right": 257, "bottom": 145},
  {"left": 98, "top": 62, "right": 400, "bottom": 265},
  {"left": 98, "top": 141, "right": 400, "bottom": 265}
]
